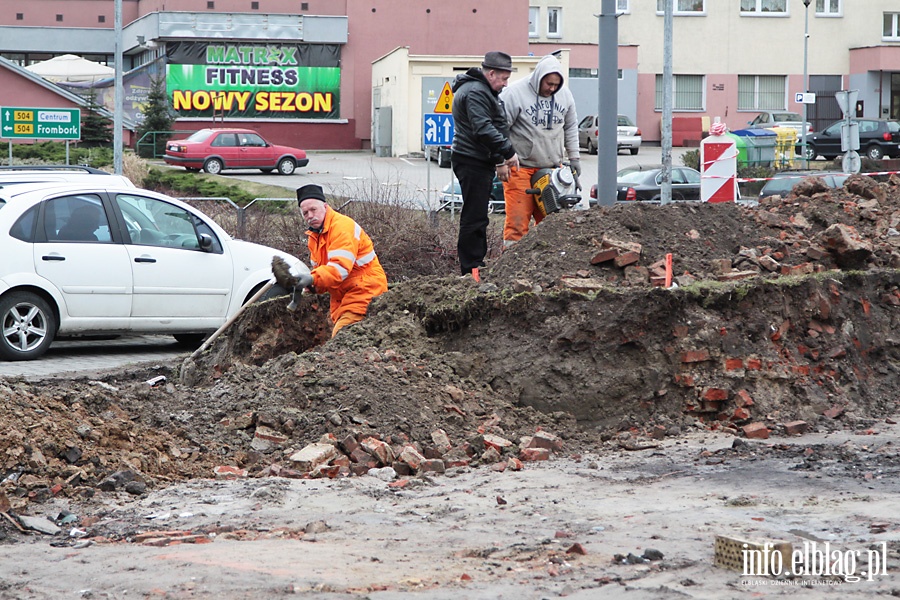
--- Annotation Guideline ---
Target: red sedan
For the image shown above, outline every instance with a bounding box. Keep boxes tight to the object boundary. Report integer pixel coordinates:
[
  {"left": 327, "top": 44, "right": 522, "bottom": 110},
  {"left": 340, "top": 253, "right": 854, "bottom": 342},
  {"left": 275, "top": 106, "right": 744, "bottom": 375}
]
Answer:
[{"left": 164, "top": 128, "right": 309, "bottom": 175}]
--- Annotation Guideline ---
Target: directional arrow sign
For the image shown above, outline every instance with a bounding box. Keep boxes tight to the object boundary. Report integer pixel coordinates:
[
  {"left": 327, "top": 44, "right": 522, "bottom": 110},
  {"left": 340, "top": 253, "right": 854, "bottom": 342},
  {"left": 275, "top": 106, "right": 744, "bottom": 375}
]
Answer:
[
  {"left": 1, "top": 106, "right": 81, "bottom": 140},
  {"left": 423, "top": 113, "right": 454, "bottom": 146}
]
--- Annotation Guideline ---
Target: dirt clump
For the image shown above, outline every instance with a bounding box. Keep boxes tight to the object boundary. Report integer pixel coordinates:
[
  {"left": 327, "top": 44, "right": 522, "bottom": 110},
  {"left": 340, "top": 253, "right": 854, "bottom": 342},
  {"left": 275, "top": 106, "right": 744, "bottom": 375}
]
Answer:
[{"left": 2, "top": 172, "right": 900, "bottom": 536}]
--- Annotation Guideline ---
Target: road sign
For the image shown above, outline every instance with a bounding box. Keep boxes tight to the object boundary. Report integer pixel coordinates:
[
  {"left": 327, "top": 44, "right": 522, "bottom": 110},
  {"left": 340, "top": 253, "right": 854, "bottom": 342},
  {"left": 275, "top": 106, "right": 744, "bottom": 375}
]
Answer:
[
  {"left": 423, "top": 113, "right": 454, "bottom": 146},
  {"left": 1, "top": 106, "right": 81, "bottom": 140},
  {"left": 434, "top": 82, "right": 454, "bottom": 114},
  {"left": 835, "top": 90, "right": 858, "bottom": 118},
  {"left": 795, "top": 92, "right": 816, "bottom": 104}
]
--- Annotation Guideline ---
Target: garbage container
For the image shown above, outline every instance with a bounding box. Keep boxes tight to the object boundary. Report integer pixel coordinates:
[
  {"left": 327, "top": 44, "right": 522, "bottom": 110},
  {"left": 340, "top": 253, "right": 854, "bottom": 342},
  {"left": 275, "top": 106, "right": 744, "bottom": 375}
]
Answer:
[
  {"left": 731, "top": 129, "right": 777, "bottom": 168},
  {"left": 725, "top": 132, "right": 747, "bottom": 167},
  {"left": 773, "top": 128, "right": 797, "bottom": 169}
]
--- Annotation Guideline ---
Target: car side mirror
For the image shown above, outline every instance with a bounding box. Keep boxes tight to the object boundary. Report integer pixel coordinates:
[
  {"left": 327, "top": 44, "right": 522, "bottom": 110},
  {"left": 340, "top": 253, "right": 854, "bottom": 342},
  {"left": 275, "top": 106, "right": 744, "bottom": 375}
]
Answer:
[{"left": 198, "top": 233, "right": 213, "bottom": 250}]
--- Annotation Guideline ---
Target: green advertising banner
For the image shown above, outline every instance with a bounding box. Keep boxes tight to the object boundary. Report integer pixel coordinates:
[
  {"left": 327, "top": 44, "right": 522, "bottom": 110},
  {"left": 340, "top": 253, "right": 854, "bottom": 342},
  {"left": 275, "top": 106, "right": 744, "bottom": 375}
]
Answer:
[{"left": 166, "top": 42, "right": 341, "bottom": 119}]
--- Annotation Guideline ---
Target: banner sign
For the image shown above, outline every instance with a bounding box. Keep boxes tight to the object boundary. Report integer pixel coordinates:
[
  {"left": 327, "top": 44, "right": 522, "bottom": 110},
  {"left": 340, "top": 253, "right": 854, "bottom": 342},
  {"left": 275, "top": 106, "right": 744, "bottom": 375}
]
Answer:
[{"left": 165, "top": 42, "right": 341, "bottom": 119}]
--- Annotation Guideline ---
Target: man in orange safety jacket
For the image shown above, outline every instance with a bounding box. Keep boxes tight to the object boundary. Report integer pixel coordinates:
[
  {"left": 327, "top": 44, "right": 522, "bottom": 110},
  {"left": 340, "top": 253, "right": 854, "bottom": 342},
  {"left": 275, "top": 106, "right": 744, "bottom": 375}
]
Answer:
[{"left": 298, "top": 184, "right": 388, "bottom": 337}]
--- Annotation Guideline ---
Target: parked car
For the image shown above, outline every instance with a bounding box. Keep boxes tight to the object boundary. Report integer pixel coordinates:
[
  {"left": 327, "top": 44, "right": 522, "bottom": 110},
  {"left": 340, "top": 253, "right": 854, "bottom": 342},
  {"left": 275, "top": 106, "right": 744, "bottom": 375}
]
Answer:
[
  {"left": 164, "top": 128, "right": 309, "bottom": 175},
  {"left": 439, "top": 177, "right": 505, "bottom": 213},
  {"left": 427, "top": 145, "right": 452, "bottom": 168},
  {"left": 578, "top": 114, "right": 642, "bottom": 155},
  {"left": 746, "top": 110, "right": 812, "bottom": 138},
  {"left": 801, "top": 118, "right": 900, "bottom": 161},
  {"left": 613, "top": 165, "right": 702, "bottom": 202},
  {"left": 758, "top": 170, "right": 850, "bottom": 200},
  {"left": 0, "top": 182, "right": 306, "bottom": 360},
  {"left": 0, "top": 165, "right": 135, "bottom": 189}
]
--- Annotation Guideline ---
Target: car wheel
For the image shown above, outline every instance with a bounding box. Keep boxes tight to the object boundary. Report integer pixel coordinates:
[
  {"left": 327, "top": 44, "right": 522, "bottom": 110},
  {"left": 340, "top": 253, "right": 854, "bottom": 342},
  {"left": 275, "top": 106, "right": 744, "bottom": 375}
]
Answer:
[
  {"left": 173, "top": 333, "right": 206, "bottom": 347},
  {"left": 438, "top": 148, "right": 451, "bottom": 168},
  {"left": 277, "top": 158, "right": 296, "bottom": 175},
  {"left": 259, "top": 284, "right": 290, "bottom": 301},
  {"left": 587, "top": 139, "right": 597, "bottom": 155},
  {"left": 0, "top": 292, "right": 56, "bottom": 361},
  {"left": 866, "top": 145, "right": 884, "bottom": 160},
  {"left": 203, "top": 158, "right": 224, "bottom": 175},
  {"left": 804, "top": 146, "right": 816, "bottom": 161},
  {"left": 260, "top": 168, "right": 274, "bottom": 174},
  {"left": 630, "top": 148, "right": 639, "bottom": 156}
]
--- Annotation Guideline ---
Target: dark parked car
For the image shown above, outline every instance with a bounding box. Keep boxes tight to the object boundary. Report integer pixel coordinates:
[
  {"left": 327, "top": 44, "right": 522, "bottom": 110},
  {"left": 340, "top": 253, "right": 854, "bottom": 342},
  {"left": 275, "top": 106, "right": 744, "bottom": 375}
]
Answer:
[
  {"left": 801, "top": 119, "right": 900, "bottom": 161},
  {"left": 758, "top": 171, "right": 850, "bottom": 200},
  {"left": 439, "top": 177, "right": 505, "bottom": 213},
  {"left": 613, "top": 165, "right": 702, "bottom": 202},
  {"left": 164, "top": 128, "right": 309, "bottom": 175}
]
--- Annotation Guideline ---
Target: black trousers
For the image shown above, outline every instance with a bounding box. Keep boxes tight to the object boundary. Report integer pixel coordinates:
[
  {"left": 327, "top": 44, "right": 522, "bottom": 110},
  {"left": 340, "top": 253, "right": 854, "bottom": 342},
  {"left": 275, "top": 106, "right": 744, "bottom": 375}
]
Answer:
[{"left": 453, "top": 161, "right": 494, "bottom": 275}]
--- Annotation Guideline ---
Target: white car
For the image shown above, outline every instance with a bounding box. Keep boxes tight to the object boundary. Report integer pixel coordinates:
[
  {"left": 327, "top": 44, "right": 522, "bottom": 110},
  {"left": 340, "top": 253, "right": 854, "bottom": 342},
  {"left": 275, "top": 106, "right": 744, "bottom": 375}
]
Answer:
[
  {"left": 0, "top": 165, "right": 135, "bottom": 189},
  {"left": 577, "top": 114, "right": 642, "bottom": 156},
  {"left": 745, "top": 111, "right": 813, "bottom": 138},
  {"left": 0, "top": 182, "right": 307, "bottom": 360}
]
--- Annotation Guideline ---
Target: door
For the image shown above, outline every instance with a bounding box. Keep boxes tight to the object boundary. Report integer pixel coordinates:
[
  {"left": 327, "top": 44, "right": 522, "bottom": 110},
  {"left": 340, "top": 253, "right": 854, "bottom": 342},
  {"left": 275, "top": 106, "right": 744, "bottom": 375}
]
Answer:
[
  {"left": 209, "top": 132, "right": 241, "bottom": 168},
  {"left": 238, "top": 132, "right": 274, "bottom": 168},
  {"left": 114, "top": 193, "right": 233, "bottom": 326},
  {"left": 35, "top": 194, "right": 132, "bottom": 322}
]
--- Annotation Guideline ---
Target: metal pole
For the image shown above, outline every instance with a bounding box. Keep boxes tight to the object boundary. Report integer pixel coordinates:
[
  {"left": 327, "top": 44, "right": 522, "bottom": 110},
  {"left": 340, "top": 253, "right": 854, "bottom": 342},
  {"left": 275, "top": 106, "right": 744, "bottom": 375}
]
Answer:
[
  {"left": 660, "top": 0, "right": 673, "bottom": 204},
  {"left": 801, "top": 0, "right": 810, "bottom": 168},
  {"left": 595, "top": 0, "right": 617, "bottom": 207},
  {"left": 113, "top": 0, "right": 123, "bottom": 174}
]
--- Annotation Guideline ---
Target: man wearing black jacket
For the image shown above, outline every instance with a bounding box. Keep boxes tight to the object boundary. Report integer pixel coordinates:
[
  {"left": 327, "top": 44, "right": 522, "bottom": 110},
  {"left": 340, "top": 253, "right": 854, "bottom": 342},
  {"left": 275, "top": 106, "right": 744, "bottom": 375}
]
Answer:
[{"left": 451, "top": 51, "right": 519, "bottom": 279}]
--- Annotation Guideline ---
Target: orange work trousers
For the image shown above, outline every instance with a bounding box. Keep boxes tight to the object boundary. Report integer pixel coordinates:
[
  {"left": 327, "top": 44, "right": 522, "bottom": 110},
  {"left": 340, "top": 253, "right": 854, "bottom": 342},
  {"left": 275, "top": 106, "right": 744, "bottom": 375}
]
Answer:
[
  {"left": 502, "top": 166, "right": 543, "bottom": 244},
  {"left": 332, "top": 311, "right": 365, "bottom": 337}
]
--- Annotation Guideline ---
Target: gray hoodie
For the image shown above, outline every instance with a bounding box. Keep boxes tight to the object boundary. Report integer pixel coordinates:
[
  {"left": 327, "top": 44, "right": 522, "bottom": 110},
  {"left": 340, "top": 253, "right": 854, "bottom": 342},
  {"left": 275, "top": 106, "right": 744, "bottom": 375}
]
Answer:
[{"left": 500, "top": 54, "right": 580, "bottom": 169}]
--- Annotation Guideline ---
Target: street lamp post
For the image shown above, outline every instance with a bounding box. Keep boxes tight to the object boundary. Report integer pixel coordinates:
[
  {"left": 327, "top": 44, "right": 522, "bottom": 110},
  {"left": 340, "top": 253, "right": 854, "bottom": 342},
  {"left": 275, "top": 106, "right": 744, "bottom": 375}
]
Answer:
[{"left": 801, "top": 0, "right": 810, "bottom": 168}]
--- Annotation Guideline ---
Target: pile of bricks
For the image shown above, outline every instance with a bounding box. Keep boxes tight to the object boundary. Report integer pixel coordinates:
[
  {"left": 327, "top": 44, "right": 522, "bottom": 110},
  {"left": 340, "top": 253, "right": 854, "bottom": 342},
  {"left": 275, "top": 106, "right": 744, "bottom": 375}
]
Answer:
[{"left": 217, "top": 421, "right": 565, "bottom": 481}]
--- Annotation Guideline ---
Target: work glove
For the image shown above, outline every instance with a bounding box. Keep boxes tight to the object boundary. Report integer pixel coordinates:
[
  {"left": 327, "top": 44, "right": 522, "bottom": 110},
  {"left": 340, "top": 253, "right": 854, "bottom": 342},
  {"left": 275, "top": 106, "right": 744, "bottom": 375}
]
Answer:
[
  {"left": 272, "top": 256, "right": 299, "bottom": 289},
  {"left": 296, "top": 273, "right": 314, "bottom": 291},
  {"left": 569, "top": 159, "right": 582, "bottom": 178}
]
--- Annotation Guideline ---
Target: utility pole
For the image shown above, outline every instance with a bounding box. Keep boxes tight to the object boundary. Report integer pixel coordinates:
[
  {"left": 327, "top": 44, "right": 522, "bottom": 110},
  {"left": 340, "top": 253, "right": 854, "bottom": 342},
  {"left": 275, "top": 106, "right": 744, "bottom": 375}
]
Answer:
[
  {"left": 595, "top": 0, "right": 618, "bottom": 206},
  {"left": 660, "top": 0, "right": 673, "bottom": 204},
  {"left": 800, "top": 0, "right": 810, "bottom": 167},
  {"left": 114, "top": 0, "right": 123, "bottom": 174}
]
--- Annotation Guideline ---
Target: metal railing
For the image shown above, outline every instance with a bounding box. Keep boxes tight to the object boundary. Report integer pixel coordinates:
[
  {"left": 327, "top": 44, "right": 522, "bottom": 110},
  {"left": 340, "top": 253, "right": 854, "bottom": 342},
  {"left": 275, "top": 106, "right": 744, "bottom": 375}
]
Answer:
[
  {"left": 136, "top": 130, "right": 194, "bottom": 159},
  {"left": 178, "top": 196, "right": 295, "bottom": 239}
]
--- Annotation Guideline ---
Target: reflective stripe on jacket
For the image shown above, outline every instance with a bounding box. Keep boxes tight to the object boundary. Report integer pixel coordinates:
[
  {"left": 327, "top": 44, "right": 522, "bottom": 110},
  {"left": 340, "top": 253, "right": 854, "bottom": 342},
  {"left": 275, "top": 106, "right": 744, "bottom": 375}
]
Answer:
[{"left": 307, "top": 208, "right": 388, "bottom": 321}]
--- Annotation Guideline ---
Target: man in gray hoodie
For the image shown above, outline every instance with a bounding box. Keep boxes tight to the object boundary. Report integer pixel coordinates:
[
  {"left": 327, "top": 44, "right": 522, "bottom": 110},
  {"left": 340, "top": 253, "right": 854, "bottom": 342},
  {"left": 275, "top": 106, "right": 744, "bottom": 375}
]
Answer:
[{"left": 500, "top": 54, "right": 581, "bottom": 246}]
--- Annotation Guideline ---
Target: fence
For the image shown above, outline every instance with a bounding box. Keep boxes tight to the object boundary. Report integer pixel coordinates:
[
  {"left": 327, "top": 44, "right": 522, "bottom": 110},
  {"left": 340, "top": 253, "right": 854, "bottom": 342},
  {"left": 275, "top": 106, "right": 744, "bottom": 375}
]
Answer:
[{"left": 136, "top": 130, "right": 194, "bottom": 159}]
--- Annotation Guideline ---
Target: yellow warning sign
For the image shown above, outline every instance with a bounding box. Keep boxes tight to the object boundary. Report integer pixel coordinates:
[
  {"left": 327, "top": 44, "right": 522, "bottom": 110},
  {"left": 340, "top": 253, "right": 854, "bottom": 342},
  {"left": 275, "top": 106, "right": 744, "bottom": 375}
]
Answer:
[{"left": 434, "top": 82, "right": 454, "bottom": 113}]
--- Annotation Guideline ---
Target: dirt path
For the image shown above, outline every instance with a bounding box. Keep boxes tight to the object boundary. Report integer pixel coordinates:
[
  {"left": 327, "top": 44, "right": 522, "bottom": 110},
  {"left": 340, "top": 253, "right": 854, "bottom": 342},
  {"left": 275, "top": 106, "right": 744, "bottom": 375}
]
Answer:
[{"left": 2, "top": 426, "right": 898, "bottom": 599}]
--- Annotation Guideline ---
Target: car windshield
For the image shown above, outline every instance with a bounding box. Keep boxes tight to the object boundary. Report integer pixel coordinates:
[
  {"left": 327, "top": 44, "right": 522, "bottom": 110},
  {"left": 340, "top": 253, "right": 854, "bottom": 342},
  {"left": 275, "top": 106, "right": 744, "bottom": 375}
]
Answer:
[
  {"left": 186, "top": 129, "right": 215, "bottom": 142},
  {"left": 773, "top": 113, "right": 803, "bottom": 122},
  {"left": 618, "top": 170, "right": 653, "bottom": 184}
]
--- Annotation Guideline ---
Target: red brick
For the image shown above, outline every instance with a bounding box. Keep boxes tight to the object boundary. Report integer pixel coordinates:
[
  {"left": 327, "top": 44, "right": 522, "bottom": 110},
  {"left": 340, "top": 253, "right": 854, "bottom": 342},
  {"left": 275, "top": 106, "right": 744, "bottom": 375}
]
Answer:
[
  {"left": 527, "top": 431, "right": 563, "bottom": 452},
  {"left": 823, "top": 405, "right": 845, "bottom": 419},
  {"left": 731, "top": 407, "right": 751, "bottom": 421},
  {"left": 725, "top": 358, "right": 744, "bottom": 371},
  {"left": 614, "top": 251, "right": 640, "bottom": 268},
  {"left": 360, "top": 437, "right": 394, "bottom": 466},
  {"left": 681, "top": 349, "right": 711, "bottom": 363},
  {"left": 736, "top": 389, "right": 755, "bottom": 407},
  {"left": 674, "top": 374, "right": 695, "bottom": 387},
  {"left": 746, "top": 358, "right": 763, "bottom": 370},
  {"left": 418, "top": 459, "right": 445, "bottom": 474},
  {"left": 783, "top": 421, "right": 808, "bottom": 435},
  {"left": 213, "top": 465, "right": 248, "bottom": 479},
  {"left": 398, "top": 445, "right": 427, "bottom": 469},
  {"left": 483, "top": 433, "right": 513, "bottom": 452},
  {"left": 742, "top": 422, "right": 770, "bottom": 439},
  {"left": 702, "top": 388, "right": 730, "bottom": 401},
  {"left": 519, "top": 447, "right": 551, "bottom": 462},
  {"left": 507, "top": 457, "right": 524, "bottom": 471},
  {"left": 672, "top": 325, "right": 689, "bottom": 338},
  {"left": 387, "top": 479, "right": 409, "bottom": 489},
  {"left": 590, "top": 248, "right": 620, "bottom": 264},
  {"left": 566, "top": 543, "right": 588, "bottom": 555}
]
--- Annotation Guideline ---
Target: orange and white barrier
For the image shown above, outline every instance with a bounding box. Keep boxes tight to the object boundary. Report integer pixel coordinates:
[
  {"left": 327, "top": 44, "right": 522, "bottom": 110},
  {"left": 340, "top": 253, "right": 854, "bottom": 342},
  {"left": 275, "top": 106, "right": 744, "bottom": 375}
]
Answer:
[{"left": 701, "top": 122, "right": 738, "bottom": 203}]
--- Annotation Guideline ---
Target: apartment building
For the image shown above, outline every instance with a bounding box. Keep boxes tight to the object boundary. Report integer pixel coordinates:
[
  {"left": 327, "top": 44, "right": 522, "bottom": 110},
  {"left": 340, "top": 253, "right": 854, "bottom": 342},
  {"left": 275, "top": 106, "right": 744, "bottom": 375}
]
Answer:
[{"left": 528, "top": 0, "right": 900, "bottom": 143}]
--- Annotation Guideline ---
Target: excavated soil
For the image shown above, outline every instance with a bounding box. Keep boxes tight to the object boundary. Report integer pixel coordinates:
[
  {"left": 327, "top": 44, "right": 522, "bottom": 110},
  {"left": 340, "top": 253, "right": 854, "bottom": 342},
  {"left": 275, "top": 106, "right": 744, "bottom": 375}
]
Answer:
[{"left": 2, "top": 174, "right": 900, "bottom": 597}]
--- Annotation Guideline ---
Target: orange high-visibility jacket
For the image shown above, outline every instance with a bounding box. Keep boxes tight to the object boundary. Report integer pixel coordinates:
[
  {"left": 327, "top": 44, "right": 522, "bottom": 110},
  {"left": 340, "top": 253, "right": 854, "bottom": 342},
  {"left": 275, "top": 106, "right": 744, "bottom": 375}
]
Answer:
[{"left": 307, "top": 207, "right": 388, "bottom": 322}]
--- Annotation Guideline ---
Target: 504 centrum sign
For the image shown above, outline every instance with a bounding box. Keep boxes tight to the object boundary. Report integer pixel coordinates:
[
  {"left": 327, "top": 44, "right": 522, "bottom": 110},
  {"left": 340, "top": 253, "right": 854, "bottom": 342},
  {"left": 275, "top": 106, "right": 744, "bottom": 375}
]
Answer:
[{"left": 1, "top": 106, "right": 81, "bottom": 140}]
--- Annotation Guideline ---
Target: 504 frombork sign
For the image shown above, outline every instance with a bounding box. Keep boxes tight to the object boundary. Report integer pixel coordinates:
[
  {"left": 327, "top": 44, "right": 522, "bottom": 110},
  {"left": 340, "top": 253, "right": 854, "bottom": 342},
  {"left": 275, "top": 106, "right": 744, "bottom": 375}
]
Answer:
[{"left": 166, "top": 42, "right": 341, "bottom": 119}]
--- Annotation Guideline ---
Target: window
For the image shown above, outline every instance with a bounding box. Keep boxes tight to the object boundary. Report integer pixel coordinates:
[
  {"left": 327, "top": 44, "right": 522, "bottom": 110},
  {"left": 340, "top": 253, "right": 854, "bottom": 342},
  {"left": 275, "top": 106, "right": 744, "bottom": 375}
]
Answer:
[
  {"left": 816, "top": 0, "right": 841, "bottom": 16},
  {"left": 617, "top": 0, "right": 630, "bottom": 13},
  {"left": 98, "top": 15, "right": 105, "bottom": 23},
  {"left": 547, "top": 7, "right": 562, "bottom": 38},
  {"left": 656, "top": 0, "right": 705, "bottom": 15},
  {"left": 251, "top": 1, "right": 259, "bottom": 8},
  {"left": 740, "top": 0, "right": 787, "bottom": 15},
  {"left": 529, "top": 7, "right": 539, "bottom": 37},
  {"left": 737, "top": 75, "right": 787, "bottom": 110},
  {"left": 15, "top": 13, "right": 22, "bottom": 20},
  {"left": 207, "top": 1, "right": 215, "bottom": 9},
  {"left": 116, "top": 194, "right": 220, "bottom": 252},
  {"left": 46, "top": 196, "right": 111, "bottom": 243},
  {"left": 654, "top": 74, "right": 704, "bottom": 110},
  {"left": 55, "top": 14, "right": 63, "bottom": 22},
  {"left": 884, "top": 13, "right": 900, "bottom": 40}
]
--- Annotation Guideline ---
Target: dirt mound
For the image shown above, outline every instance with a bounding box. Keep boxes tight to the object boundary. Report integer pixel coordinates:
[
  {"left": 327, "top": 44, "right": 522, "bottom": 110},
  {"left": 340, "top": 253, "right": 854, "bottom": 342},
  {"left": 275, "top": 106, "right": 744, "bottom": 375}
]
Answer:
[{"left": 3, "top": 172, "right": 900, "bottom": 522}]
